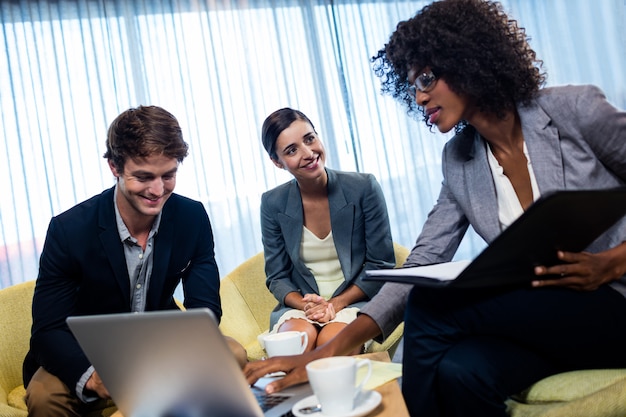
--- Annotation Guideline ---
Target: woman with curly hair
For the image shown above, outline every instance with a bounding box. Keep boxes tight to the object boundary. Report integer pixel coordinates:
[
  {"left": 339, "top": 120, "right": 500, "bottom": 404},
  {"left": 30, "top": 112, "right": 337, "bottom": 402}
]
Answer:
[{"left": 245, "top": 1, "right": 626, "bottom": 415}]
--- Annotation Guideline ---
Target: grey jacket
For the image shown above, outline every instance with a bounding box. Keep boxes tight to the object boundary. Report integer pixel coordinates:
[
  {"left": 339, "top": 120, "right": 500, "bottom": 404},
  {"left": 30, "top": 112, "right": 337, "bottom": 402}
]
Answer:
[
  {"left": 361, "top": 84, "right": 626, "bottom": 340},
  {"left": 261, "top": 168, "right": 395, "bottom": 329}
]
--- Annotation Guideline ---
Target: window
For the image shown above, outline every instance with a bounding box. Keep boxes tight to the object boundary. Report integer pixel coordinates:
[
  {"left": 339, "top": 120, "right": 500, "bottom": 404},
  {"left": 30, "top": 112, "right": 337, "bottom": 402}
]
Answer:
[{"left": 1, "top": 0, "right": 624, "bottom": 288}]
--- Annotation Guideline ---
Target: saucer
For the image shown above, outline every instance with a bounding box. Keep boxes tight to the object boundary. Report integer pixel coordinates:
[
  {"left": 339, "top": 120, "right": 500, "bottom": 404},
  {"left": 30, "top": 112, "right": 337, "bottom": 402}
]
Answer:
[{"left": 292, "top": 390, "right": 382, "bottom": 417}]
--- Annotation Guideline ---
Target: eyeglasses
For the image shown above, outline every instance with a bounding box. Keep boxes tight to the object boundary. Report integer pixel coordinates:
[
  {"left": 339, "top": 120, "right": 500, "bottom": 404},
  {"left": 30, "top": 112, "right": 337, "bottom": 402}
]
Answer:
[{"left": 408, "top": 70, "right": 438, "bottom": 96}]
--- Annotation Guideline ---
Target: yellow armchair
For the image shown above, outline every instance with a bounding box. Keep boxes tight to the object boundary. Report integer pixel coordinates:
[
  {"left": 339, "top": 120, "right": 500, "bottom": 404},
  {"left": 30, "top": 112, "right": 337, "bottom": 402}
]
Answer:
[
  {"left": 218, "top": 243, "right": 410, "bottom": 361},
  {"left": 0, "top": 280, "right": 33, "bottom": 416}
]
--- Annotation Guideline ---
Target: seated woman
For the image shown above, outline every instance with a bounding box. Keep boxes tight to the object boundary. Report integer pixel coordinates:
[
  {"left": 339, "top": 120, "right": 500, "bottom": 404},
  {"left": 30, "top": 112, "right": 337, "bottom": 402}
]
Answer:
[{"left": 260, "top": 107, "right": 396, "bottom": 355}]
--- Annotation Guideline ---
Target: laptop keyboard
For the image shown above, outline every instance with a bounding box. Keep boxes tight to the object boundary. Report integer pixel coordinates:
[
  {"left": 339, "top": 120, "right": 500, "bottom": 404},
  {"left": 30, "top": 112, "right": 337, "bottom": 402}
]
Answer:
[{"left": 251, "top": 385, "right": 294, "bottom": 415}]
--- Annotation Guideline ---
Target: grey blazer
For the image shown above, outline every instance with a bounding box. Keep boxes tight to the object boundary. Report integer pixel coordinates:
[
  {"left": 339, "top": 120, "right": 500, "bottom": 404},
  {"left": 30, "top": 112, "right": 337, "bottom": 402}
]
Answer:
[
  {"left": 261, "top": 168, "right": 395, "bottom": 329},
  {"left": 361, "top": 84, "right": 626, "bottom": 340}
]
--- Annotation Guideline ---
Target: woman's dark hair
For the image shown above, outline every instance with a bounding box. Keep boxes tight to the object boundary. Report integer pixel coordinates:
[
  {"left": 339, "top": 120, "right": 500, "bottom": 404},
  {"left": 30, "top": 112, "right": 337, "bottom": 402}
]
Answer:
[
  {"left": 371, "top": 0, "right": 546, "bottom": 128},
  {"left": 103, "top": 105, "right": 188, "bottom": 173},
  {"left": 261, "top": 108, "right": 316, "bottom": 160}
]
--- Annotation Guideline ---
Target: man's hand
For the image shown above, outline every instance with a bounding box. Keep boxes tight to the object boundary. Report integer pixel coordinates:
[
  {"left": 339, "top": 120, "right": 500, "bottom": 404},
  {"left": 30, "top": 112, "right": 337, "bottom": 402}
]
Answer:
[
  {"left": 244, "top": 351, "right": 322, "bottom": 394},
  {"left": 533, "top": 245, "right": 626, "bottom": 291},
  {"left": 85, "top": 371, "right": 111, "bottom": 399}
]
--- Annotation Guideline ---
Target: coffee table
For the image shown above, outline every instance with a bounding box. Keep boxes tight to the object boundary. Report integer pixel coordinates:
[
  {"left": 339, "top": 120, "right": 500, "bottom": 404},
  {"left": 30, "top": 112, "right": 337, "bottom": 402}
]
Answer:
[{"left": 356, "top": 351, "right": 408, "bottom": 417}]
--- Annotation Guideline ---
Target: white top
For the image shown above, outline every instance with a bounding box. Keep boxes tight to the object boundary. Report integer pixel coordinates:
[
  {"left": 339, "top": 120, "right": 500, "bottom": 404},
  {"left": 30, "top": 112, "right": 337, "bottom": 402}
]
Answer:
[
  {"left": 487, "top": 140, "right": 541, "bottom": 230},
  {"left": 300, "top": 227, "right": 345, "bottom": 299}
]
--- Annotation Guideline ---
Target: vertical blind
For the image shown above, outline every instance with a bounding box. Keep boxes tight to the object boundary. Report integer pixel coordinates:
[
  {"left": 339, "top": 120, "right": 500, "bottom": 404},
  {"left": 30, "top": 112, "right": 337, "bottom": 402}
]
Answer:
[{"left": 1, "top": 0, "right": 625, "bottom": 288}]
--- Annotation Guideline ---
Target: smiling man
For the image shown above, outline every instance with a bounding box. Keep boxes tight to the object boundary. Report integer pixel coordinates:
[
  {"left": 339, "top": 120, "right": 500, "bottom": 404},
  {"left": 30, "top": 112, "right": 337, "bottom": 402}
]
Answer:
[{"left": 22, "top": 105, "right": 246, "bottom": 417}]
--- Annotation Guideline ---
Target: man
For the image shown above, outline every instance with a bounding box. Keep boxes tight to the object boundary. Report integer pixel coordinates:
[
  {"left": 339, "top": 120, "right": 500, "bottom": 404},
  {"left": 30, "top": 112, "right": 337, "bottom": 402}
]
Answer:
[{"left": 23, "top": 105, "right": 246, "bottom": 417}]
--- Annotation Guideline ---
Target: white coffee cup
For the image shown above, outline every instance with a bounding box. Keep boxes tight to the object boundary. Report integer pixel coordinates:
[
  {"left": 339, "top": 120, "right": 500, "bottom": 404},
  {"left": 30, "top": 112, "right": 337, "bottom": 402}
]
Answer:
[
  {"left": 305, "top": 356, "right": 373, "bottom": 416},
  {"left": 261, "top": 331, "right": 308, "bottom": 357}
]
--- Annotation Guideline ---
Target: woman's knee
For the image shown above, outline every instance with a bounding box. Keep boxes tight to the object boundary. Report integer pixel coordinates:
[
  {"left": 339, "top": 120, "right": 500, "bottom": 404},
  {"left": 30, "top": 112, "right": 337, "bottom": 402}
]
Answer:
[
  {"left": 316, "top": 322, "right": 344, "bottom": 345},
  {"left": 316, "top": 323, "right": 361, "bottom": 354}
]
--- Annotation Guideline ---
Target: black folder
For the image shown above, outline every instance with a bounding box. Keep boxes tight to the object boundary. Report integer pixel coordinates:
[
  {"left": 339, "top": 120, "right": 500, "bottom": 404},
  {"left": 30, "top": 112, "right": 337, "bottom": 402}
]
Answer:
[{"left": 365, "top": 187, "right": 626, "bottom": 289}]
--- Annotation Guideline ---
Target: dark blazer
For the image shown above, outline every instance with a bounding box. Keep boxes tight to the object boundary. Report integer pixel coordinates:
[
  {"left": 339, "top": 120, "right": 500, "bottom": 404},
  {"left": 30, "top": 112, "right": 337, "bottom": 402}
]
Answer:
[
  {"left": 23, "top": 186, "right": 221, "bottom": 395},
  {"left": 261, "top": 169, "right": 395, "bottom": 328}
]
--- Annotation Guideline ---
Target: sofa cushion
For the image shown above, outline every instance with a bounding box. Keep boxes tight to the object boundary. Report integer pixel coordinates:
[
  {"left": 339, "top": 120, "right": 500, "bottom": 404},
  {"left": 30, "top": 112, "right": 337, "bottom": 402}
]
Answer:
[
  {"left": 507, "top": 369, "right": 626, "bottom": 417},
  {"left": 520, "top": 369, "right": 626, "bottom": 403},
  {"left": 7, "top": 385, "right": 26, "bottom": 412}
]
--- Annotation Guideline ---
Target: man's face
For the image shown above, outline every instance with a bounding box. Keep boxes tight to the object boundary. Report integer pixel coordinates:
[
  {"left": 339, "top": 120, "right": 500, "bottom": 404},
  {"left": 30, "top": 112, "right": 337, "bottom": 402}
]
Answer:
[{"left": 109, "top": 154, "right": 178, "bottom": 224}]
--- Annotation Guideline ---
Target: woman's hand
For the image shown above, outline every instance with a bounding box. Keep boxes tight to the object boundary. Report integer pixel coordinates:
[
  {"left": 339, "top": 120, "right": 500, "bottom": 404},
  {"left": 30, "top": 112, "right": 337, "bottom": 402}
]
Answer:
[
  {"left": 302, "top": 294, "right": 336, "bottom": 323},
  {"left": 533, "top": 243, "right": 626, "bottom": 291},
  {"left": 315, "top": 303, "right": 336, "bottom": 323},
  {"left": 244, "top": 350, "right": 323, "bottom": 393}
]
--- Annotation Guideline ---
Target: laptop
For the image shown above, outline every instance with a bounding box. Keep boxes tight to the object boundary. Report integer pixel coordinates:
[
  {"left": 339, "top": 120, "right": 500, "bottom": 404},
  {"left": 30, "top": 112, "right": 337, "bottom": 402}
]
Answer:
[
  {"left": 365, "top": 187, "right": 626, "bottom": 289},
  {"left": 67, "top": 308, "right": 312, "bottom": 417}
]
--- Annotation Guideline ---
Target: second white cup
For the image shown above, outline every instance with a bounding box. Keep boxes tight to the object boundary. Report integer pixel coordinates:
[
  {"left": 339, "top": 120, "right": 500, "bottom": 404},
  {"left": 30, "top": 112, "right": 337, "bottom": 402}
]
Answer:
[
  {"left": 305, "top": 356, "right": 372, "bottom": 416},
  {"left": 261, "top": 331, "right": 308, "bottom": 357}
]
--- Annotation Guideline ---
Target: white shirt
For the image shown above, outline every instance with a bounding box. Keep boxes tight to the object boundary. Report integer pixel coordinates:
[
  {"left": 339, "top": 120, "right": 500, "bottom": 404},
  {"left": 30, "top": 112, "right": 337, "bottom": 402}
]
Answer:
[{"left": 486, "top": 140, "right": 541, "bottom": 230}]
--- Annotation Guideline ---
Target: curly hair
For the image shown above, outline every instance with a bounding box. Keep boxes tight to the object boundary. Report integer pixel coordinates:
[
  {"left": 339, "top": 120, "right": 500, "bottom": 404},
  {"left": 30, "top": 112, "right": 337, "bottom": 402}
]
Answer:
[
  {"left": 103, "top": 105, "right": 189, "bottom": 173},
  {"left": 371, "top": 0, "right": 546, "bottom": 128}
]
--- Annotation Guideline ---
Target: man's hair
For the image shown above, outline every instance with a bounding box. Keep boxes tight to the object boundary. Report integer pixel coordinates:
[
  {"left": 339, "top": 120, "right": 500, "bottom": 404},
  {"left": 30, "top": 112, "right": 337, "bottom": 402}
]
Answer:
[
  {"left": 371, "top": 0, "right": 546, "bottom": 128},
  {"left": 103, "top": 105, "right": 189, "bottom": 173},
  {"left": 261, "top": 108, "right": 316, "bottom": 161}
]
